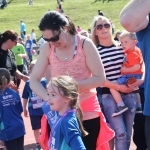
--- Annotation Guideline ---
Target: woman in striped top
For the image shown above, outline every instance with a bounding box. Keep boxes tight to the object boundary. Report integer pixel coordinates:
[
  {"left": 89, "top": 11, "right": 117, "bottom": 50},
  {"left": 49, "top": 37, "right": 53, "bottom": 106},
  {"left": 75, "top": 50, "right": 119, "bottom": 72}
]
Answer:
[{"left": 91, "top": 15, "right": 137, "bottom": 150}]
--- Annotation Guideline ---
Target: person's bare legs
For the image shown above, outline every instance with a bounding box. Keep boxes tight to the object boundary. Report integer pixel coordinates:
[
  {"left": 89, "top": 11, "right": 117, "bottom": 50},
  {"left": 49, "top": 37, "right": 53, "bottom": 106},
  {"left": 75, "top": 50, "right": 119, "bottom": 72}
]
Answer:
[
  {"left": 34, "top": 129, "right": 41, "bottom": 150},
  {"left": 34, "top": 129, "right": 40, "bottom": 143}
]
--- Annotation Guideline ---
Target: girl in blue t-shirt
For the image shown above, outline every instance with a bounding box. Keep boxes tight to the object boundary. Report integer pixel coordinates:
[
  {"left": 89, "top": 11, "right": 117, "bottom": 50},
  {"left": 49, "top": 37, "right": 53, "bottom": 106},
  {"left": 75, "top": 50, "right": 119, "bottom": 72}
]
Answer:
[
  {"left": 0, "top": 68, "right": 25, "bottom": 150},
  {"left": 44, "top": 76, "right": 87, "bottom": 150}
]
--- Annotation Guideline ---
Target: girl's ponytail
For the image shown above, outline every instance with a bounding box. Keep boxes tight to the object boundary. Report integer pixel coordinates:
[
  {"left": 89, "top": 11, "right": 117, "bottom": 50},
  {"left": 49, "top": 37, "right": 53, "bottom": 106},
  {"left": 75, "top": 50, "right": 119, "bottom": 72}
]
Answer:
[
  {"left": 75, "top": 104, "right": 88, "bottom": 137},
  {"left": 65, "top": 15, "right": 77, "bottom": 35}
]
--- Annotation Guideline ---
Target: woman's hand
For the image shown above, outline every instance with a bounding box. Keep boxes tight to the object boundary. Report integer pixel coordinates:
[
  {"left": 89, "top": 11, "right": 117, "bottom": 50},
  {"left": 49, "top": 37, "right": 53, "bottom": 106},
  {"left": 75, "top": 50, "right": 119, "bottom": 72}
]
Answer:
[
  {"left": 128, "top": 79, "right": 144, "bottom": 88},
  {"left": 22, "top": 75, "right": 29, "bottom": 82},
  {"left": 119, "top": 84, "right": 134, "bottom": 93}
]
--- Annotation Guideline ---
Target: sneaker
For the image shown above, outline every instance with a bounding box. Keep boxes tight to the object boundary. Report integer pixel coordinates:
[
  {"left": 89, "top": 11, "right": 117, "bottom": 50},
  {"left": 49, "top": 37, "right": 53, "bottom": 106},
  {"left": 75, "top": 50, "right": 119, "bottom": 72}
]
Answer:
[
  {"left": 112, "top": 105, "right": 128, "bottom": 117},
  {"left": 35, "top": 144, "right": 42, "bottom": 150},
  {"left": 136, "top": 107, "right": 142, "bottom": 114}
]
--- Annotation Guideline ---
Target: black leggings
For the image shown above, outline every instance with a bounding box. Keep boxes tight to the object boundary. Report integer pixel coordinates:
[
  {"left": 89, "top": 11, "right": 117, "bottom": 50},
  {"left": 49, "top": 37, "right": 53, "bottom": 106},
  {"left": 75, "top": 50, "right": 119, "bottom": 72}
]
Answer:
[
  {"left": 5, "top": 136, "right": 24, "bottom": 150},
  {"left": 17, "top": 64, "right": 24, "bottom": 88},
  {"left": 82, "top": 117, "right": 100, "bottom": 150}
]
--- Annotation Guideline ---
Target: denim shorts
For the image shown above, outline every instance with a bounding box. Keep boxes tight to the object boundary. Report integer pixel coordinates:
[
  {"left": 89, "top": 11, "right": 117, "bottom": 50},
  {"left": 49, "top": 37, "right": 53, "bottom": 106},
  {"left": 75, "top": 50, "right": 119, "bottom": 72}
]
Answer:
[{"left": 117, "top": 74, "right": 141, "bottom": 85}]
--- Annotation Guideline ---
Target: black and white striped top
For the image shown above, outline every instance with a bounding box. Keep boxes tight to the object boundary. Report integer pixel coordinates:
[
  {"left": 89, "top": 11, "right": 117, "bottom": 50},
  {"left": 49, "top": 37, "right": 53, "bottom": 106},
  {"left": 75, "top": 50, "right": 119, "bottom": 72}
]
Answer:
[{"left": 98, "top": 44, "right": 124, "bottom": 81}]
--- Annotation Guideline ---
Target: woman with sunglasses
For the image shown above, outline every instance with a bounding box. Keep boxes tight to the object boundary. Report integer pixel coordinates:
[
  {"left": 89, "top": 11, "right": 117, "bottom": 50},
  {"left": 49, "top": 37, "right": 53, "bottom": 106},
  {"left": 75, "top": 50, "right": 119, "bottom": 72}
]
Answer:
[
  {"left": 91, "top": 15, "right": 137, "bottom": 150},
  {"left": 0, "top": 30, "right": 29, "bottom": 91},
  {"left": 30, "top": 11, "right": 114, "bottom": 150}
]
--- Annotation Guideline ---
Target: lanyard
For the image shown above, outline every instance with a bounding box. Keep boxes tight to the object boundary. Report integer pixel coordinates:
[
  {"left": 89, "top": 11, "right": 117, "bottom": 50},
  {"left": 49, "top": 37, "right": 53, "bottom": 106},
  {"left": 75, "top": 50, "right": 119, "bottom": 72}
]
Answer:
[{"left": 48, "top": 109, "right": 76, "bottom": 148}]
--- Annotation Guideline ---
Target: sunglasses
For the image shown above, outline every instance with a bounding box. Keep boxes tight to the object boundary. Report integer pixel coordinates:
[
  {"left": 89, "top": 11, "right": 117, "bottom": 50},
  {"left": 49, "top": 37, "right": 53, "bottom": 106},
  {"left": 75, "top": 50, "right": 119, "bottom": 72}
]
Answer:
[
  {"left": 43, "top": 31, "right": 61, "bottom": 42},
  {"left": 96, "top": 23, "right": 110, "bottom": 30},
  {"left": 11, "top": 40, "right": 17, "bottom": 45}
]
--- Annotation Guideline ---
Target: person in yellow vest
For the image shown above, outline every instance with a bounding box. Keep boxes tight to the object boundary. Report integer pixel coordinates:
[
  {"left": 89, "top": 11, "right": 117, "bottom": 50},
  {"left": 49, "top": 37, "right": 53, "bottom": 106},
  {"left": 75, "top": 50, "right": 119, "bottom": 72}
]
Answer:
[{"left": 12, "top": 42, "right": 28, "bottom": 88}]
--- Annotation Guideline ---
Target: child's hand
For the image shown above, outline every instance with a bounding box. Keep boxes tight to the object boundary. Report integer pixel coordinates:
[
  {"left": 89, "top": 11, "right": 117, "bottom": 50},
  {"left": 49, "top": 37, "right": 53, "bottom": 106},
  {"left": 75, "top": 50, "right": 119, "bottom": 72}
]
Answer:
[
  {"left": 24, "top": 109, "right": 28, "bottom": 117},
  {"left": 18, "top": 54, "right": 23, "bottom": 58},
  {"left": 121, "top": 66, "right": 127, "bottom": 72}
]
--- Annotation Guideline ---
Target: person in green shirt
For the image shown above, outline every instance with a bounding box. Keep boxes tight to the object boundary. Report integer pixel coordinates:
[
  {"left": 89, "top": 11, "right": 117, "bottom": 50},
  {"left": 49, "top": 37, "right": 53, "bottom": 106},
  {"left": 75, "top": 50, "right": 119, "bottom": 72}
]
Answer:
[{"left": 12, "top": 43, "right": 28, "bottom": 88}]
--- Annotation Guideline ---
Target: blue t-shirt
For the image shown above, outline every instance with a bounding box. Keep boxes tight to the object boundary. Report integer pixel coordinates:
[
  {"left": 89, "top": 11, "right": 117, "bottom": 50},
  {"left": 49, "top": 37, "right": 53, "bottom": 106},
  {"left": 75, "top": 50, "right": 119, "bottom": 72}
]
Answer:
[
  {"left": 22, "top": 78, "right": 47, "bottom": 116},
  {"left": 0, "top": 88, "right": 25, "bottom": 141},
  {"left": 20, "top": 22, "right": 26, "bottom": 32},
  {"left": 25, "top": 39, "right": 32, "bottom": 53},
  {"left": 136, "top": 14, "right": 150, "bottom": 116},
  {"left": 42, "top": 102, "right": 86, "bottom": 150}
]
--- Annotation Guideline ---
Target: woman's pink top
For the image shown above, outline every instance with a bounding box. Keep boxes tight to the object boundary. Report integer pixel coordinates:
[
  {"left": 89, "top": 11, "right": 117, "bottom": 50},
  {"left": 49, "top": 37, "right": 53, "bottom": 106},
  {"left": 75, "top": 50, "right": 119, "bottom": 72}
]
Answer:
[{"left": 49, "top": 35, "right": 96, "bottom": 102}]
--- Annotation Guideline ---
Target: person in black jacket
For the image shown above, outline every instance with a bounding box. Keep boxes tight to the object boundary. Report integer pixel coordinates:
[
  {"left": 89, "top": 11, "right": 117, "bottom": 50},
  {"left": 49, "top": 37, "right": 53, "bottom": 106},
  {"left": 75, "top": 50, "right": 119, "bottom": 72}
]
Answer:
[{"left": 0, "top": 30, "right": 29, "bottom": 90}]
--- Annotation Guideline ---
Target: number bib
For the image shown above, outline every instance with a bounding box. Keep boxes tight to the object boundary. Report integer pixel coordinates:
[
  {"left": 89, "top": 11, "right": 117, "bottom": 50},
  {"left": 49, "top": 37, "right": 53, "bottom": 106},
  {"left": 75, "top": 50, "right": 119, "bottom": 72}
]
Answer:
[{"left": 31, "top": 93, "right": 44, "bottom": 109}]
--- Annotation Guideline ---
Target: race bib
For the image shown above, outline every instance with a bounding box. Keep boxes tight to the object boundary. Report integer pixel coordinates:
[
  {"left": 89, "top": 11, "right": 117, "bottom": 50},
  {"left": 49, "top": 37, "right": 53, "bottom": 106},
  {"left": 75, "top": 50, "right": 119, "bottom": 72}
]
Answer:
[{"left": 31, "top": 95, "right": 44, "bottom": 109}]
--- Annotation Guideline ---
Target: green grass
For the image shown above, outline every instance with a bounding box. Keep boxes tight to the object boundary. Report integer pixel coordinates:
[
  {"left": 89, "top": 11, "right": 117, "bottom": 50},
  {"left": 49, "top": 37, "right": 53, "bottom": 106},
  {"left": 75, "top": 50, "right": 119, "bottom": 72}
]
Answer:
[{"left": 0, "top": 0, "right": 130, "bottom": 38}]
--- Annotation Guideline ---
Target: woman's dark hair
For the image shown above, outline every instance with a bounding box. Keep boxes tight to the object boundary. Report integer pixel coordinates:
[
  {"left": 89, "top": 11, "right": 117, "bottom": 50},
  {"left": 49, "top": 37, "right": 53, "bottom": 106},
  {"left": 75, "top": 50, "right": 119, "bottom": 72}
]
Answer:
[
  {"left": 0, "top": 30, "right": 18, "bottom": 47},
  {"left": 38, "top": 11, "right": 77, "bottom": 35},
  {"left": 0, "top": 68, "right": 10, "bottom": 93}
]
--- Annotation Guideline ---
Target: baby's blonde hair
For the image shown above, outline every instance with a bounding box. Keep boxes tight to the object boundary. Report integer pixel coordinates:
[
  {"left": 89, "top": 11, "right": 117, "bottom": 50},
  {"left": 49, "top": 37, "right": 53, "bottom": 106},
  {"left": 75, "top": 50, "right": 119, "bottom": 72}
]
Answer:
[{"left": 119, "top": 30, "right": 137, "bottom": 40}]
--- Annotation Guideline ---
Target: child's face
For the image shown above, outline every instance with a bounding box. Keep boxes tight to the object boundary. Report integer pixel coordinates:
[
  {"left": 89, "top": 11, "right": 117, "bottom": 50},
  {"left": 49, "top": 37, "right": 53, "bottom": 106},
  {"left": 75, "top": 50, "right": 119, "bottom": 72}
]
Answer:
[
  {"left": 27, "top": 36, "right": 30, "bottom": 40},
  {"left": 120, "top": 36, "right": 136, "bottom": 52},
  {"left": 47, "top": 84, "right": 70, "bottom": 115}
]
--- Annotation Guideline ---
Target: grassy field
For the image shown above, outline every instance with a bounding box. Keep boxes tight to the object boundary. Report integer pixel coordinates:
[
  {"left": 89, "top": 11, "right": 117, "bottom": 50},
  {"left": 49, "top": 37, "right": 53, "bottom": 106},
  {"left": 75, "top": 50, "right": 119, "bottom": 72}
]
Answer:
[{"left": 0, "top": 0, "right": 130, "bottom": 38}]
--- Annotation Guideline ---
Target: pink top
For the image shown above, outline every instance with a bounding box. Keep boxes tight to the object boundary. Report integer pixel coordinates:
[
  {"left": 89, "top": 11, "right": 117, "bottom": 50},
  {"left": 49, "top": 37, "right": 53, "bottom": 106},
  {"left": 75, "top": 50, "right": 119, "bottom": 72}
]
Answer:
[
  {"left": 77, "top": 28, "right": 82, "bottom": 32},
  {"left": 49, "top": 35, "right": 96, "bottom": 102}
]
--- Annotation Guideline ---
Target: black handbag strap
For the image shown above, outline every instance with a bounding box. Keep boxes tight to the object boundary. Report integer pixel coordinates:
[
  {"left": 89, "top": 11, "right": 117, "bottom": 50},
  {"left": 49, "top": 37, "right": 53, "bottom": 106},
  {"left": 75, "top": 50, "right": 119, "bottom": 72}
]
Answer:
[{"left": 82, "top": 38, "right": 87, "bottom": 49}]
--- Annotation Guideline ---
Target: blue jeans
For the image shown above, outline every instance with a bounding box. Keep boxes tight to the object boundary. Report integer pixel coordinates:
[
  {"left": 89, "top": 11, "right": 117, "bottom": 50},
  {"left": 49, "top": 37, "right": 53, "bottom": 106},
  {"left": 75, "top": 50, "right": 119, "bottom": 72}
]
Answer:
[
  {"left": 117, "top": 74, "right": 141, "bottom": 84},
  {"left": 28, "top": 53, "right": 32, "bottom": 62},
  {"left": 102, "top": 93, "right": 137, "bottom": 150}
]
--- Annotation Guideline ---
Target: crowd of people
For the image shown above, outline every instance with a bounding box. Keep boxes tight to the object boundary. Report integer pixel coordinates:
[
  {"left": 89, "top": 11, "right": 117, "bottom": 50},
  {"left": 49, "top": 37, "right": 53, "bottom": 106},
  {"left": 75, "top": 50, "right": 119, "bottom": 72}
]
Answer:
[{"left": 0, "top": 0, "right": 150, "bottom": 150}]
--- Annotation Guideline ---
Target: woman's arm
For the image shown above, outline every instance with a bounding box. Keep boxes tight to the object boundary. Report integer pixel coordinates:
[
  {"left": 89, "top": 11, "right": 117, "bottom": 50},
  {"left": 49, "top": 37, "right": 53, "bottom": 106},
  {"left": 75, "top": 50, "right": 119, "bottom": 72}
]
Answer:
[
  {"left": 77, "top": 37, "right": 106, "bottom": 89},
  {"left": 30, "top": 43, "right": 50, "bottom": 100},
  {"left": 45, "top": 65, "right": 51, "bottom": 83},
  {"left": 120, "top": 0, "right": 150, "bottom": 32},
  {"left": 104, "top": 79, "right": 134, "bottom": 93},
  {"left": 128, "top": 70, "right": 145, "bottom": 89},
  {"left": 15, "top": 69, "right": 29, "bottom": 82}
]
